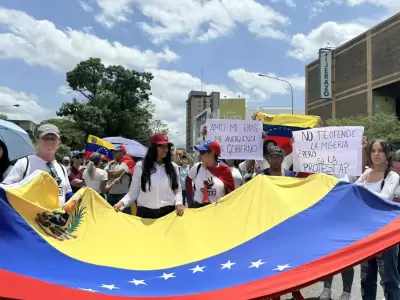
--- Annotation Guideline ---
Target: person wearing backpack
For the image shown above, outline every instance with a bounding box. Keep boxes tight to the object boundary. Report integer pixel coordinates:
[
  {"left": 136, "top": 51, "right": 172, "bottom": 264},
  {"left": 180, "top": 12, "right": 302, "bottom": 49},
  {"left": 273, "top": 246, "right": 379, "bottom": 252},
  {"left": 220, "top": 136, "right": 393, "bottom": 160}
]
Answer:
[
  {"left": 185, "top": 140, "right": 235, "bottom": 208},
  {"left": 3, "top": 124, "right": 73, "bottom": 207}
]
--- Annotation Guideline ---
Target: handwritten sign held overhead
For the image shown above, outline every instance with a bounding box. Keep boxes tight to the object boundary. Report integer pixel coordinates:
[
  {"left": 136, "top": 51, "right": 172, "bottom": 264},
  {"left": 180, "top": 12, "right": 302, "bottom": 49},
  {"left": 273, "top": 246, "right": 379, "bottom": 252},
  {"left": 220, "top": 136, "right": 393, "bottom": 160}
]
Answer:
[
  {"left": 206, "top": 119, "right": 263, "bottom": 160},
  {"left": 292, "top": 126, "right": 364, "bottom": 176}
]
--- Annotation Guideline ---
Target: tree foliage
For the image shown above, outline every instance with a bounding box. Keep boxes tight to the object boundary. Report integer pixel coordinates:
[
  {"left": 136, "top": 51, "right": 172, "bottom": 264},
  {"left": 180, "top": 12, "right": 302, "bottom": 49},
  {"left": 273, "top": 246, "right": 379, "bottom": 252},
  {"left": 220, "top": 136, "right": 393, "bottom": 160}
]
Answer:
[
  {"left": 57, "top": 58, "right": 169, "bottom": 144},
  {"left": 151, "top": 119, "right": 171, "bottom": 135},
  {"left": 326, "top": 112, "right": 400, "bottom": 142},
  {"left": 0, "top": 114, "right": 8, "bottom": 120},
  {"left": 39, "top": 118, "right": 86, "bottom": 151},
  {"left": 56, "top": 144, "right": 72, "bottom": 162}
]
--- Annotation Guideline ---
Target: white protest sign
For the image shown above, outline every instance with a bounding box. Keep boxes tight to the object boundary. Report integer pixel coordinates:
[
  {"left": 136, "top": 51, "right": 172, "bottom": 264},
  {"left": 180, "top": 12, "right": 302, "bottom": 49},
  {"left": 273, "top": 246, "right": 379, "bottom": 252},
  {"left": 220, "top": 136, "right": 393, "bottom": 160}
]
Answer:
[
  {"left": 292, "top": 126, "right": 364, "bottom": 176},
  {"left": 205, "top": 119, "right": 263, "bottom": 160}
]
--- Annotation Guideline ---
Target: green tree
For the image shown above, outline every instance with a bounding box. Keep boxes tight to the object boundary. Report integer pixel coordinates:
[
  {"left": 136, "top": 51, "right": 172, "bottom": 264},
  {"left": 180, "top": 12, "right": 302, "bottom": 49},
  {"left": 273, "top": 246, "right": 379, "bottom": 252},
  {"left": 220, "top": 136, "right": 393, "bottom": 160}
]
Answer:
[
  {"left": 0, "top": 113, "right": 8, "bottom": 120},
  {"left": 57, "top": 58, "right": 155, "bottom": 144},
  {"left": 56, "top": 144, "right": 71, "bottom": 162},
  {"left": 39, "top": 118, "right": 86, "bottom": 150},
  {"left": 326, "top": 112, "right": 400, "bottom": 142},
  {"left": 151, "top": 119, "right": 170, "bottom": 135}
]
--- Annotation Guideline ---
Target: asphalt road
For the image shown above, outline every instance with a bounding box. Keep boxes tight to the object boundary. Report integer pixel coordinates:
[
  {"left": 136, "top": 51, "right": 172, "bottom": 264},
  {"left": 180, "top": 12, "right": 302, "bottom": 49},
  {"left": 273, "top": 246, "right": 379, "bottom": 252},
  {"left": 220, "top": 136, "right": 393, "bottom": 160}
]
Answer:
[{"left": 280, "top": 265, "right": 384, "bottom": 300}]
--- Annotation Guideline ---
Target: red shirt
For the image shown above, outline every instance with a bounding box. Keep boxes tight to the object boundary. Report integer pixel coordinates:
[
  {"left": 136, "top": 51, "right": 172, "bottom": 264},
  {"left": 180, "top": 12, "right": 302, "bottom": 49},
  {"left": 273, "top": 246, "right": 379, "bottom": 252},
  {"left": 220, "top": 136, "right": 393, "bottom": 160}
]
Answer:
[{"left": 68, "top": 166, "right": 84, "bottom": 193}]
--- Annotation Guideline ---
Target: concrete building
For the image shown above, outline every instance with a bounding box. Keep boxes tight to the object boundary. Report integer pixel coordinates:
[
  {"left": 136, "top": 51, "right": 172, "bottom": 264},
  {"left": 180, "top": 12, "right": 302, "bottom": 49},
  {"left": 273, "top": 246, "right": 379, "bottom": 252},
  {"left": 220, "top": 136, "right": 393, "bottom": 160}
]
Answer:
[
  {"left": 305, "top": 13, "right": 400, "bottom": 121},
  {"left": 9, "top": 120, "right": 37, "bottom": 137},
  {"left": 186, "top": 91, "right": 220, "bottom": 150}
]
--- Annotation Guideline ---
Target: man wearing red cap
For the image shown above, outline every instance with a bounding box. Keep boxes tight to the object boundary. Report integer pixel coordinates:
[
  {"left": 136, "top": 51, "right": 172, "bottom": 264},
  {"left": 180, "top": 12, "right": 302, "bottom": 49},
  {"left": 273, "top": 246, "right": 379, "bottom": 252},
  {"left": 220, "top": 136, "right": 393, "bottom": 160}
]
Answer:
[{"left": 105, "top": 145, "right": 134, "bottom": 214}]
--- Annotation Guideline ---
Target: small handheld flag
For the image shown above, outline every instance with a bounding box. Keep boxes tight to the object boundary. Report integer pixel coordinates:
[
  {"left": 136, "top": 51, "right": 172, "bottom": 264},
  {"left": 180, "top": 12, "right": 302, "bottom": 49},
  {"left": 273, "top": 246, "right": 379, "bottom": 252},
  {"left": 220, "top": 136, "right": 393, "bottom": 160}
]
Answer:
[{"left": 85, "top": 135, "right": 114, "bottom": 161}]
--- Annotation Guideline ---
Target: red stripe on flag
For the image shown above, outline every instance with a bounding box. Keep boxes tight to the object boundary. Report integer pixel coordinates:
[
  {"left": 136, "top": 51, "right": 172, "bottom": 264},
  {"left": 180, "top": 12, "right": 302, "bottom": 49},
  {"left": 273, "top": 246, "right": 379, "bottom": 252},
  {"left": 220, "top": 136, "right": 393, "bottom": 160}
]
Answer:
[{"left": 1, "top": 216, "right": 400, "bottom": 299}]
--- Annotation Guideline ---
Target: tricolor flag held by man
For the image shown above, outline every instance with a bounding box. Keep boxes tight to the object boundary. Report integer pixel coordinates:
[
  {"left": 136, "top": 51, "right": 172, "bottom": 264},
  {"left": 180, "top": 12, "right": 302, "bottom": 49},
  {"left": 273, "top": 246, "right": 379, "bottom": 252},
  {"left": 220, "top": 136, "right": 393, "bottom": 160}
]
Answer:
[
  {"left": 255, "top": 112, "right": 320, "bottom": 155},
  {"left": 85, "top": 135, "right": 114, "bottom": 161},
  {"left": 1, "top": 171, "right": 400, "bottom": 299}
]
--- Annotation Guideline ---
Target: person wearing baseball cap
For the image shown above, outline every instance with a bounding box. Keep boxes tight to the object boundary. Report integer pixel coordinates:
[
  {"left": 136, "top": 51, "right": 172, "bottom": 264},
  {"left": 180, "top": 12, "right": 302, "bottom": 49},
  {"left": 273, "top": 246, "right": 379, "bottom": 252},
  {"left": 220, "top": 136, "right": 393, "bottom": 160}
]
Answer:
[
  {"left": 3, "top": 123, "right": 73, "bottom": 207},
  {"left": 256, "top": 146, "right": 296, "bottom": 177},
  {"left": 68, "top": 150, "right": 85, "bottom": 193},
  {"left": 185, "top": 140, "right": 235, "bottom": 208},
  {"left": 114, "top": 132, "right": 184, "bottom": 218},
  {"left": 105, "top": 144, "right": 135, "bottom": 214}
]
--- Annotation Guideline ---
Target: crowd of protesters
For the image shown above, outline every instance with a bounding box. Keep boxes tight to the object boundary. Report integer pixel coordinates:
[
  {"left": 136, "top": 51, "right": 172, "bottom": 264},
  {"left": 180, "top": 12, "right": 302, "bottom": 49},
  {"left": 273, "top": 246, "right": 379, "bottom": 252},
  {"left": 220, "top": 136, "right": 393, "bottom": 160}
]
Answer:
[{"left": 1, "top": 122, "right": 400, "bottom": 300}]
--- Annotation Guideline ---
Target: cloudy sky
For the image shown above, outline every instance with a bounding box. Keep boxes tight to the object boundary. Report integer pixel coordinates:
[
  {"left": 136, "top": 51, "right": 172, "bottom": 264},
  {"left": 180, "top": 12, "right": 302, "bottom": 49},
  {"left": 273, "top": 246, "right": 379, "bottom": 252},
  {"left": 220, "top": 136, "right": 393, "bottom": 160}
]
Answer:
[{"left": 0, "top": 0, "right": 398, "bottom": 146}]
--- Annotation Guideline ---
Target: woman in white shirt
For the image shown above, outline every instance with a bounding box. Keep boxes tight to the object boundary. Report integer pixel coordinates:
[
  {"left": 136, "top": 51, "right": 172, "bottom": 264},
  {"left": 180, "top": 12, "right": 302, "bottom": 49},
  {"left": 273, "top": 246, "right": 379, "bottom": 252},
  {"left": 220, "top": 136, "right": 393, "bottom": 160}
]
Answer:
[
  {"left": 114, "top": 132, "right": 184, "bottom": 219},
  {"left": 82, "top": 152, "right": 108, "bottom": 198},
  {"left": 356, "top": 139, "right": 400, "bottom": 300}
]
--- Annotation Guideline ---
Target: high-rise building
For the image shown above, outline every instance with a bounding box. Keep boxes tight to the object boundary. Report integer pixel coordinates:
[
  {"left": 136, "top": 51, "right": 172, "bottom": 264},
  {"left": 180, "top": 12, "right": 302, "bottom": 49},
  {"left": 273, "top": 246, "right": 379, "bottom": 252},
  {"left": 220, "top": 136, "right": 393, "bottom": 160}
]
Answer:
[{"left": 186, "top": 91, "right": 220, "bottom": 151}]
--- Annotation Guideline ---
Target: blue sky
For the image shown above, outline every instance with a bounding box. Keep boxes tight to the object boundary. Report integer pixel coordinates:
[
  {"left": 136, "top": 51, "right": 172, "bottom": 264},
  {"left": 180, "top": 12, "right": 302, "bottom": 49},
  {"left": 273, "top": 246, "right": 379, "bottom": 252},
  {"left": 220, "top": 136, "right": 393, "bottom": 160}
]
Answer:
[{"left": 0, "top": 0, "right": 397, "bottom": 146}]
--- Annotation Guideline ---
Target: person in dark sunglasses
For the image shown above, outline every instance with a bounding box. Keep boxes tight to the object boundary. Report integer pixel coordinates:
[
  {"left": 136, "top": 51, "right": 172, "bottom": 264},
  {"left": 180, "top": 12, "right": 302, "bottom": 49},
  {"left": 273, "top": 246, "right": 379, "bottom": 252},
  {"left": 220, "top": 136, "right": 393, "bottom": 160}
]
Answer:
[{"left": 3, "top": 124, "right": 73, "bottom": 207}]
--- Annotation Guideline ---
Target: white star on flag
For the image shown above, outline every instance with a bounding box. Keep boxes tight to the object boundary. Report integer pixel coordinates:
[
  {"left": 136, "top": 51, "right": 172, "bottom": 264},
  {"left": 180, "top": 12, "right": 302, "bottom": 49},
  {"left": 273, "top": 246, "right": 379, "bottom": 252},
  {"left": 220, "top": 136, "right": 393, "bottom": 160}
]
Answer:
[
  {"left": 79, "top": 288, "right": 97, "bottom": 293},
  {"left": 159, "top": 272, "right": 176, "bottom": 280},
  {"left": 189, "top": 265, "right": 206, "bottom": 273},
  {"left": 273, "top": 264, "right": 291, "bottom": 271},
  {"left": 100, "top": 284, "right": 119, "bottom": 290},
  {"left": 249, "top": 259, "right": 266, "bottom": 268},
  {"left": 128, "top": 279, "right": 147, "bottom": 286},
  {"left": 221, "top": 260, "right": 236, "bottom": 270}
]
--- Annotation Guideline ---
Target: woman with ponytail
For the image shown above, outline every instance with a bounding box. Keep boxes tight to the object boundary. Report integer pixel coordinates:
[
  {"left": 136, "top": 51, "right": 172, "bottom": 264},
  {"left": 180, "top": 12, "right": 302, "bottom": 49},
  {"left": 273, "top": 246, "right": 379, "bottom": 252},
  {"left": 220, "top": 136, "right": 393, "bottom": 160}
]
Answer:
[
  {"left": 82, "top": 152, "right": 108, "bottom": 198},
  {"left": 356, "top": 139, "right": 400, "bottom": 300}
]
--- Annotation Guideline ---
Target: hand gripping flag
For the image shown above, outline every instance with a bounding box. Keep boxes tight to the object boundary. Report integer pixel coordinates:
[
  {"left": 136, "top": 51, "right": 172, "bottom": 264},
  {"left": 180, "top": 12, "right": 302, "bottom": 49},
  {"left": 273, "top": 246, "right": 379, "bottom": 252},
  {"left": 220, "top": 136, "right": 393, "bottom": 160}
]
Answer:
[
  {"left": 85, "top": 135, "right": 114, "bottom": 161},
  {"left": 1, "top": 171, "right": 400, "bottom": 300}
]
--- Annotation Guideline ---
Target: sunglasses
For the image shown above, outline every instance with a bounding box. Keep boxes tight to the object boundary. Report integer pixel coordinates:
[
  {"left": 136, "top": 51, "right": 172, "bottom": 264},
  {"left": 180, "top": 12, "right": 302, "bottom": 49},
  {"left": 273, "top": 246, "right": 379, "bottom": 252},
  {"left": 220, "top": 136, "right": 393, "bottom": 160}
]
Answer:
[
  {"left": 199, "top": 151, "right": 209, "bottom": 155},
  {"left": 41, "top": 135, "right": 59, "bottom": 141}
]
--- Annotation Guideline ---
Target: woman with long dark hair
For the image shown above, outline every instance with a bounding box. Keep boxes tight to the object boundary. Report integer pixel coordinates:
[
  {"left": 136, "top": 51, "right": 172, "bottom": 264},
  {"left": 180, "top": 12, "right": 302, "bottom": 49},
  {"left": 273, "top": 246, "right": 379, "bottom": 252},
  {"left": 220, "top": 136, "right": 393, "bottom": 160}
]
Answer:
[
  {"left": 356, "top": 139, "right": 400, "bottom": 300},
  {"left": 114, "top": 132, "right": 184, "bottom": 218},
  {"left": 0, "top": 140, "right": 11, "bottom": 182}
]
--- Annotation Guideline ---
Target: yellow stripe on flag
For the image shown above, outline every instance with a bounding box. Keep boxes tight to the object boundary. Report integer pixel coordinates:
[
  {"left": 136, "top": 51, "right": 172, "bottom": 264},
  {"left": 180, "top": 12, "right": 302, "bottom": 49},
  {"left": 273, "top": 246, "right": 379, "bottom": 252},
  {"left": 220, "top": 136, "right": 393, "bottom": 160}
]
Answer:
[
  {"left": 5, "top": 172, "right": 338, "bottom": 270},
  {"left": 256, "top": 112, "right": 321, "bottom": 128}
]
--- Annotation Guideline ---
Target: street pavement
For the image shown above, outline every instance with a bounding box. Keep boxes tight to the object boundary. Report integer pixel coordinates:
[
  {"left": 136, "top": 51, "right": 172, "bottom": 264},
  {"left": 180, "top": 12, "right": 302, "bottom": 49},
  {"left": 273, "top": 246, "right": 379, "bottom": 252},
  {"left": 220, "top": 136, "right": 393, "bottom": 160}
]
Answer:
[{"left": 280, "top": 265, "right": 384, "bottom": 300}]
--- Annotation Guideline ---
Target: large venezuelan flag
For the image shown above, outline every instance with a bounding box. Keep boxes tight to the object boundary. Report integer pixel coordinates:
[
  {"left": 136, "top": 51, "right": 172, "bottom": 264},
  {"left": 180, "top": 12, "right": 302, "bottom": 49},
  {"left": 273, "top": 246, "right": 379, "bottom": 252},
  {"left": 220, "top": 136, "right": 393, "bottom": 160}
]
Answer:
[
  {"left": 255, "top": 112, "right": 320, "bottom": 155},
  {"left": 1, "top": 171, "right": 400, "bottom": 300},
  {"left": 85, "top": 135, "right": 114, "bottom": 161}
]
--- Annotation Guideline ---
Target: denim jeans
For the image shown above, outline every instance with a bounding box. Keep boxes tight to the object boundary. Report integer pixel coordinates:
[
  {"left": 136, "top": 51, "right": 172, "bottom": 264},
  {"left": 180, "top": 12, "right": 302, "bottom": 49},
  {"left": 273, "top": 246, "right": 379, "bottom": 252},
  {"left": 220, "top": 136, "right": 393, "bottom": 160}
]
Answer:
[
  {"left": 324, "top": 267, "right": 354, "bottom": 293},
  {"left": 361, "top": 245, "right": 400, "bottom": 300}
]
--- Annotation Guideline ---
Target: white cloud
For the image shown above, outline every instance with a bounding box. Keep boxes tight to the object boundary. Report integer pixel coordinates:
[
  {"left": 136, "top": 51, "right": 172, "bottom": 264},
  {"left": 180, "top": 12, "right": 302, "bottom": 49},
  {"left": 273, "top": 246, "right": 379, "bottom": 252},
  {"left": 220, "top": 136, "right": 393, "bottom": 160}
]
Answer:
[
  {"left": 0, "top": 8, "right": 179, "bottom": 72},
  {"left": 0, "top": 87, "right": 52, "bottom": 122},
  {"left": 308, "top": 0, "right": 400, "bottom": 18},
  {"left": 228, "top": 68, "right": 305, "bottom": 102},
  {"left": 91, "top": 0, "right": 290, "bottom": 43},
  {"left": 78, "top": 0, "right": 93, "bottom": 12},
  {"left": 270, "top": 0, "right": 296, "bottom": 8},
  {"left": 287, "top": 21, "right": 368, "bottom": 61}
]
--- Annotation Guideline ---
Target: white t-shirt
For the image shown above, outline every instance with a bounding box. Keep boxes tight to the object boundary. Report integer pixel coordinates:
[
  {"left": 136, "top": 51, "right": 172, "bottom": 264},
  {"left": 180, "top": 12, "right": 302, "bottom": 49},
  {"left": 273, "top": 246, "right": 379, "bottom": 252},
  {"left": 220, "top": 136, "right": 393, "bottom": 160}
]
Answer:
[
  {"left": 355, "top": 169, "right": 399, "bottom": 200},
  {"left": 83, "top": 168, "right": 108, "bottom": 193},
  {"left": 3, "top": 155, "right": 72, "bottom": 207},
  {"left": 230, "top": 166, "right": 243, "bottom": 189},
  {"left": 106, "top": 162, "right": 130, "bottom": 194},
  {"left": 188, "top": 163, "right": 226, "bottom": 204},
  {"left": 121, "top": 161, "right": 182, "bottom": 209}
]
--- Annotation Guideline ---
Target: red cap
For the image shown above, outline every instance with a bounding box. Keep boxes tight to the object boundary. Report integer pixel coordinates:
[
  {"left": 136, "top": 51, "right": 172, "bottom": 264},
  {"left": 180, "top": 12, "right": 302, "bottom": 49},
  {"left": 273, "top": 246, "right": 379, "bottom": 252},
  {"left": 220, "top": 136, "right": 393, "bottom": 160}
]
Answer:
[
  {"left": 113, "top": 145, "right": 127, "bottom": 152},
  {"left": 194, "top": 140, "right": 221, "bottom": 155},
  {"left": 150, "top": 132, "right": 173, "bottom": 145}
]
